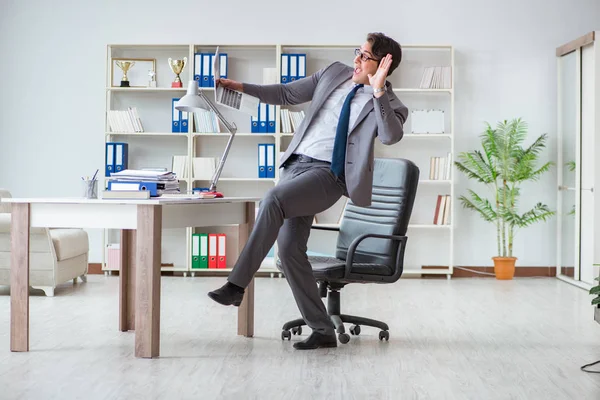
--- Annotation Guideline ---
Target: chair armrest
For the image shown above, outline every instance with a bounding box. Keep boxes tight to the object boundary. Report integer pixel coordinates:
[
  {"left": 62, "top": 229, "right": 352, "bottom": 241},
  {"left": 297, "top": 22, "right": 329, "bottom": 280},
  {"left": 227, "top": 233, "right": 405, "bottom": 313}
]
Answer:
[
  {"left": 311, "top": 223, "right": 340, "bottom": 232},
  {"left": 345, "top": 233, "right": 408, "bottom": 282}
]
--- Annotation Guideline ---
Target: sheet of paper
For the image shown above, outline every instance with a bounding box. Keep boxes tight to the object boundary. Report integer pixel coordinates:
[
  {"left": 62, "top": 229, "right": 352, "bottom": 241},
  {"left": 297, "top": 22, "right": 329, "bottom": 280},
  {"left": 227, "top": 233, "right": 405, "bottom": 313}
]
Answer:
[{"left": 213, "top": 46, "right": 260, "bottom": 118}]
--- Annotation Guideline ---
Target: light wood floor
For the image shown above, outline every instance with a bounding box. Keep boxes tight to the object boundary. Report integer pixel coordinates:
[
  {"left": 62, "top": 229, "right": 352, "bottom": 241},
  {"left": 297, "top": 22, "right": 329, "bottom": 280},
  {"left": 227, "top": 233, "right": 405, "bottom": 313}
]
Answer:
[{"left": 1, "top": 275, "right": 600, "bottom": 399}]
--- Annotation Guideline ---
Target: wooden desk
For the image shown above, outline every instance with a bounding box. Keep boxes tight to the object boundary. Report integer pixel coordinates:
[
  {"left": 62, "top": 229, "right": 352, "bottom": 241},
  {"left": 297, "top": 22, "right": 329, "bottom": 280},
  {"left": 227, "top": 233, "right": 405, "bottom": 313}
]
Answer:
[{"left": 2, "top": 197, "right": 258, "bottom": 358}]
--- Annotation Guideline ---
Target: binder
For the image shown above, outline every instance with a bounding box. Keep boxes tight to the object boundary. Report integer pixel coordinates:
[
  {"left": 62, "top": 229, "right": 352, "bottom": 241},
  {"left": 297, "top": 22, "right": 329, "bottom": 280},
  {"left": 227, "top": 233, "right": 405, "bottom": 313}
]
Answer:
[
  {"left": 194, "top": 53, "right": 202, "bottom": 85},
  {"left": 172, "top": 98, "right": 180, "bottom": 132},
  {"left": 297, "top": 54, "right": 306, "bottom": 79},
  {"left": 191, "top": 234, "right": 201, "bottom": 269},
  {"left": 266, "top": 143, "right": 275, "bottom": 178},
  {"left": 114, "top": 142, "right": 128, "bottom": 172},
  {"left": 201, "top": 54, "right": 211, "bottom": 88},
  {"left": 212, "top": 53, "right": 227, "bottom": 86},
  {"left": 259, "top": 103, "right": 267, "bottom": 133},
  {"left": 199, "top": 233, "right": 208, "bottom": 268},
  {"left": 281, "top": 54, "right": 289, "bottom": 84},
  {"left": 258, "top": 144, "right": 267, "bottom": 178},
  {"left": 107, "top": 180, "right": 160, "bottom": 196},
  {"left": 208, "top": 233, "right": 218, "bottom": 268},
  {"left": 289, "top": 54, "right": 298, "bottom": 82},
  {"left": 251, "top": 103, "right": 259, "bottom": 133},
  {"left": 105, "top": 142, "right": 115, "bottom": 177},
  {"left": 217, "top": 233, "right": 227, "bottom": 269},
  {"left": 267, "top": 104, "right": 275, "bottom": 133},
  {"left": 180, "top": 110, "right": 189, "bottom": 133}
]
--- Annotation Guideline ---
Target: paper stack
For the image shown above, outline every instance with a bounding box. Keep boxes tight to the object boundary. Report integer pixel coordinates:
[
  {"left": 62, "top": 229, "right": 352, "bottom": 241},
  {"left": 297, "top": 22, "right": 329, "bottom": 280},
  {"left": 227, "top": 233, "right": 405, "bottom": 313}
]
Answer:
[{"left": 108, "top": 169, "right": 180, "bottom": 196}]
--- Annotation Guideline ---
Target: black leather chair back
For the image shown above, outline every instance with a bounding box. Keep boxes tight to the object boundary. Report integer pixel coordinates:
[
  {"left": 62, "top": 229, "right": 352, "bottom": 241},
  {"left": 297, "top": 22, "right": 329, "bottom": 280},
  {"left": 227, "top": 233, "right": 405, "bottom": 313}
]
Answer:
[{"left": 335, "top": 158, "right": 419, "bottom": 270}]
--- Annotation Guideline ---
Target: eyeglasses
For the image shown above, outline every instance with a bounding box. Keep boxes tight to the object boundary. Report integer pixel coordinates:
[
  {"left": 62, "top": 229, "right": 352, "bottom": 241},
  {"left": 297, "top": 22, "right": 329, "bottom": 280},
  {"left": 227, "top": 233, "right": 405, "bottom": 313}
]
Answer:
[{"left": 354, "top": 48, "right": 379, "bottom": 63}]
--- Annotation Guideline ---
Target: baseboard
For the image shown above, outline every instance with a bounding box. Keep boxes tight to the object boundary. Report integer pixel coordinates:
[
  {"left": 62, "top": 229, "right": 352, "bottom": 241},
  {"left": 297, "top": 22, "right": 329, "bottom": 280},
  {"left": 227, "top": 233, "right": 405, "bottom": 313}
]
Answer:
[
  {"left": 87, "top": 263, "right": 277, "bottom": 278},
  {"left": 88, "top": 263, "right": 103, "bottom": 274},
  {"left": 422, "top": 265, "right": 556, "bottom": 278}
]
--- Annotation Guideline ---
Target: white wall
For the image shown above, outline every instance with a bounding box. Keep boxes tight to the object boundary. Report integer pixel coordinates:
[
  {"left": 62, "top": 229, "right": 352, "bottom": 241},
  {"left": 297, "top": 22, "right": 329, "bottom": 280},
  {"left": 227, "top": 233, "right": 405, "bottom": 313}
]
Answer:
[{"left": 1, "top": 0, "right": 598, "bottom": 266}]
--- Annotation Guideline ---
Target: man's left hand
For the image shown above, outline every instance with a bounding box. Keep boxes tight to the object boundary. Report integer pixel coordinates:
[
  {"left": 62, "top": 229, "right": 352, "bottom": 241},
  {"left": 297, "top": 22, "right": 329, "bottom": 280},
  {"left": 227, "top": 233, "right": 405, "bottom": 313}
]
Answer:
[{"left": 368, "top": 54, "right": 392, "bottom": 97}]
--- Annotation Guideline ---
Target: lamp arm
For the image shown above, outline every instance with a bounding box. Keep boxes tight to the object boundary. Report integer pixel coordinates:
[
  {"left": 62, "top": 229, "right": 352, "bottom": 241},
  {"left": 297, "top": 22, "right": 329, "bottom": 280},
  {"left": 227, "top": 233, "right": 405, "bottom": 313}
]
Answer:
[{"left": 197, "top": 90, "right": 238, "bottom": 193}]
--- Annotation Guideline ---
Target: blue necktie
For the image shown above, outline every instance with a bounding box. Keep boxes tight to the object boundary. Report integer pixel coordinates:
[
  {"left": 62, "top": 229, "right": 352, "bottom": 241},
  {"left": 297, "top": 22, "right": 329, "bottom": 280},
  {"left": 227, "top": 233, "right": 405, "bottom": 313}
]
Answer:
[{"left": 330, "top": 84, "right": 363, "bottom": 177}]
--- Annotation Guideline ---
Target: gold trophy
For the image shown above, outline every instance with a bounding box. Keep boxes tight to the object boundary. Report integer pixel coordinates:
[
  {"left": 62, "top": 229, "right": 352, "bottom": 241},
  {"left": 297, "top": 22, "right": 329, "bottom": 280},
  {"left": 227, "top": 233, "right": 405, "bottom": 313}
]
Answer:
[
  {"left": 115, "top": 60, "right": 135, "bottom": 87},
  {"left": 168, "top": 57, "right": 187, "bottom": 88}
]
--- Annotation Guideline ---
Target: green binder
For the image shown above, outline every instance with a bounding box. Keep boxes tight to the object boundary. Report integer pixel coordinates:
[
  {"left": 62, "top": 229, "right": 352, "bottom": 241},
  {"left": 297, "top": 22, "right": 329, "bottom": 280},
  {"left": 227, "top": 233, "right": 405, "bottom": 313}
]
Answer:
[
  {"left": 192, "top": 234, "right": 200, "bottom": 269},
  {"left": 199, "top": 233, "right": 208, "bottom": 269},
  {"left": 192, "top": 233, "right": 209, "bottom": 269}
]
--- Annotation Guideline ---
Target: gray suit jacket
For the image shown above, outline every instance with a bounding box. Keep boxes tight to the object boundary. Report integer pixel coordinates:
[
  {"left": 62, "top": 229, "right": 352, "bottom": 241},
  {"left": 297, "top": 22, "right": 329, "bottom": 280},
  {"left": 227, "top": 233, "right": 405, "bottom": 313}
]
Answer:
[{"left": 243, "top": 61, "right": 408, "bottom": 207}]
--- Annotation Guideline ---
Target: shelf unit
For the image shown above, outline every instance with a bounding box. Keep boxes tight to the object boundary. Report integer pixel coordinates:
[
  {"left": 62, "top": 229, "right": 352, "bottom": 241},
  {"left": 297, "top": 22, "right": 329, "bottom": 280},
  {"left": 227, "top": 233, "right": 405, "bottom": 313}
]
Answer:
[{"left": 102, "top": 42, "right": 455, "bottom": 278}]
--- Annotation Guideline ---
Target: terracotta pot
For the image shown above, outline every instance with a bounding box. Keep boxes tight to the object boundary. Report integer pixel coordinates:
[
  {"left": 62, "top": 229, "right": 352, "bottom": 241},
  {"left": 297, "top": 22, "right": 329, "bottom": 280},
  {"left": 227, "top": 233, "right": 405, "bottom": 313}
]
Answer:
[{"left": 492, "top": 257, "right": 517, "bottom": 280}]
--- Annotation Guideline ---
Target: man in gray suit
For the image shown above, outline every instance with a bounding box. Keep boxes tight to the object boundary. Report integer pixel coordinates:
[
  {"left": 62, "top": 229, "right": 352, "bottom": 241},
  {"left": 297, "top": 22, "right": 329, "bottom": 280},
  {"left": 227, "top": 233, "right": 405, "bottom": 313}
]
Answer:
[{"left": 209, "top": 32, "right": 408, "bottom": 349}]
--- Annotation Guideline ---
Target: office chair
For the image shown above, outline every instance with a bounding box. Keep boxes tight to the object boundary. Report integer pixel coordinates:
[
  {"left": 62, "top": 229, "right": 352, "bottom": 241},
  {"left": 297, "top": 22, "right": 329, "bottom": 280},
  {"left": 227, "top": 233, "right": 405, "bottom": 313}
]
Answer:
[{"left": 279, "top": 157, "right": 419, "bottom": 344}]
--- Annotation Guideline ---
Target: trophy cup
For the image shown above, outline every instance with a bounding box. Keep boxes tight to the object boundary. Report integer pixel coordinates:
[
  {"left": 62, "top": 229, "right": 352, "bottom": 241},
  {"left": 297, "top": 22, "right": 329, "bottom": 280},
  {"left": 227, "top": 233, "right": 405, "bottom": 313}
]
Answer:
[
  {"left": 148, "top": 69, "right": 157, "bottom": 88},
  {"left": 168, "top": 57, "right": 187, "bottom": 88},
  {"left": 115, "top": 60, "right": 135, "bottom": 87}
]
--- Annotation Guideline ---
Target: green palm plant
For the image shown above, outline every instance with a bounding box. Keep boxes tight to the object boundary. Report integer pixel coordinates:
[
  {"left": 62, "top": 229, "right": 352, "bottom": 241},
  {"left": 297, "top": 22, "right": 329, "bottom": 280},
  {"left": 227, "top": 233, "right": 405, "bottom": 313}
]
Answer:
[
  {"left": 591, "top": 277, "right": 600, "bottom": 306},
  {"left": 454, "top": 118, "right": 555, "bottom": 258}
]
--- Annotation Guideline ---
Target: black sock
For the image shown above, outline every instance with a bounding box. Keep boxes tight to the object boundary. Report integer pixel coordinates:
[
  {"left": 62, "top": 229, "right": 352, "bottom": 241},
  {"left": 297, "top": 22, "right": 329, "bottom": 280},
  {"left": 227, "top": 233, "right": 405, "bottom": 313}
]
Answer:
[{"left": 226, "top": 281, "right": 244, "bottom": 293}]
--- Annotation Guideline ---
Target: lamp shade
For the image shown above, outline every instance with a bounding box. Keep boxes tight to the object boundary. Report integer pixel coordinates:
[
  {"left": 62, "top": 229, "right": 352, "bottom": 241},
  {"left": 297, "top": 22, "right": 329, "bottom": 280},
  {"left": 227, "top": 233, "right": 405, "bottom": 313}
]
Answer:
[{"left": 175, "top": 80, "right": 209, "bottom": 112}]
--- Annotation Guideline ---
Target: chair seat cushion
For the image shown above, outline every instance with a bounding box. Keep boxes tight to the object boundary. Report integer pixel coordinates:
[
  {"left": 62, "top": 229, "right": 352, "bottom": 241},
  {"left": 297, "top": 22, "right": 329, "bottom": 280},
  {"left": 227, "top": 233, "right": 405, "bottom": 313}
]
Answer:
[
  {"left": 308, "top": 256, "right": 393, "bottom": 280},
  {"left": 49, "top": 229, "right": 89, "bottom": 261}
]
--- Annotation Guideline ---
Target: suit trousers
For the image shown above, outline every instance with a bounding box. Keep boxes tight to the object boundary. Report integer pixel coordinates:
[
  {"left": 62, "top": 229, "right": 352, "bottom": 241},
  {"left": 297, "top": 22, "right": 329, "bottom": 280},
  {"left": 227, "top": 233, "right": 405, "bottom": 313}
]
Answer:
[{"left": 228, "top": 154, "right": 346, "bottom": 334}]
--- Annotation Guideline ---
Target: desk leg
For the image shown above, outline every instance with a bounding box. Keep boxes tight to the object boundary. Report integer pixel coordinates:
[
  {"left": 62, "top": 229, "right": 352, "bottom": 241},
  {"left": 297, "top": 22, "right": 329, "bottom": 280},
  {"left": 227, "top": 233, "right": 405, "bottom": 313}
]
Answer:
[
  {"left": 237, "top": 202, "right": 255, "bottom": 337},
  {"left": 119, "top": 229, "right": 136, "bottom": 331},
  {"left": 10, "top": 203, "right": 30, "bottom": 352},
  {"left": 135, "top": 205, "right": 162, "bottom": 358}
]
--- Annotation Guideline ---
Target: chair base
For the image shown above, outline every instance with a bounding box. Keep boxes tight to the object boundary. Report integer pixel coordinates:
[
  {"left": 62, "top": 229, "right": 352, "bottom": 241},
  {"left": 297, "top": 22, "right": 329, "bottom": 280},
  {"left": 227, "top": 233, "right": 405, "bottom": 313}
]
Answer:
[{"left": 281, "top": 287, "right": 390, "bottom": 343}]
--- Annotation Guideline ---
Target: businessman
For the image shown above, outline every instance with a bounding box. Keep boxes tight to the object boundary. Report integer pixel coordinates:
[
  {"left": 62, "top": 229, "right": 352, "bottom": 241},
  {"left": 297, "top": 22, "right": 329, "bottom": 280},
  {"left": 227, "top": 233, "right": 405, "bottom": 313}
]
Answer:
[{"left": 209, "top": 32, "right": 408, "bottom": 350}]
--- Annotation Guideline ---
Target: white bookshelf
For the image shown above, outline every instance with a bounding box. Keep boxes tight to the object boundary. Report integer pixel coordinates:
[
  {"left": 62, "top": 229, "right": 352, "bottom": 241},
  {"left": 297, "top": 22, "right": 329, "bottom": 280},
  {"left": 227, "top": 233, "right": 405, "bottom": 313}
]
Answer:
[{"left": 101, "top": 42, "right": 455, "bottom": 278}]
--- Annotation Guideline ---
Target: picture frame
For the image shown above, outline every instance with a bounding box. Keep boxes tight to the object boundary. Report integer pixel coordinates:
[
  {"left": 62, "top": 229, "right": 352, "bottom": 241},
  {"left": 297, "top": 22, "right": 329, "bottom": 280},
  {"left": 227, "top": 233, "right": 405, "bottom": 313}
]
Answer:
[{"left": 111, "top": 58, "right": 156, "bottom": 88}]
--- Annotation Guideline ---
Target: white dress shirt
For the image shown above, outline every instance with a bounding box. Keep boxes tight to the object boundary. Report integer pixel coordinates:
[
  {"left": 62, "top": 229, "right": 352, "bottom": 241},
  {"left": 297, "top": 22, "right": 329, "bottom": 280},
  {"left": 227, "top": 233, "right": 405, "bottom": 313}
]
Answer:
[{"left": 294, "top": 79, "right": 373, "bottom": 162}]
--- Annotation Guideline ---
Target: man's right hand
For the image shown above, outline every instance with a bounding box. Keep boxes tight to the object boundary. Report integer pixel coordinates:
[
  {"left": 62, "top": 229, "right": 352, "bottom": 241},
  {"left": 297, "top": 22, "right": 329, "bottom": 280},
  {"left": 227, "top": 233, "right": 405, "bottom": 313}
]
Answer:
[{"left": 216, "top": 78, "right": 243, "bottom": 92}]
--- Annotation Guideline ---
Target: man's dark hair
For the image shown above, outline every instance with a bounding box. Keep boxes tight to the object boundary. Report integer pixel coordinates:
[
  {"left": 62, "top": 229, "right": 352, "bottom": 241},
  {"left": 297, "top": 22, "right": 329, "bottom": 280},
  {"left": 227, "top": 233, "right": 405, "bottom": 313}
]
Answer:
[{"left": 366, "top": 32, "right": 402, "bottom": 76}]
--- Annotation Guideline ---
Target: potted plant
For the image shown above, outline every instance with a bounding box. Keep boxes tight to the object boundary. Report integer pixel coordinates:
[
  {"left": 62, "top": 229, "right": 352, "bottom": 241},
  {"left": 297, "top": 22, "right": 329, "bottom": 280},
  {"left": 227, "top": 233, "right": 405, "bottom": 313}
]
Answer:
[
  {"left": 591, "top": 275, "right": 600, "bottom": 324},
  {"left": 454, "top": 118, "right": 555, "bottom": 280}
]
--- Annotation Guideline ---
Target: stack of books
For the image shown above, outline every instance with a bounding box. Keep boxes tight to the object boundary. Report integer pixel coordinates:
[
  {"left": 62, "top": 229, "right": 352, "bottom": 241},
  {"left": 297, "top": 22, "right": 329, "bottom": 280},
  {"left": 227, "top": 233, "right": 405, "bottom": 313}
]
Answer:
[{"left": 104, "top": 169, "right": 180, "bottom": 198}]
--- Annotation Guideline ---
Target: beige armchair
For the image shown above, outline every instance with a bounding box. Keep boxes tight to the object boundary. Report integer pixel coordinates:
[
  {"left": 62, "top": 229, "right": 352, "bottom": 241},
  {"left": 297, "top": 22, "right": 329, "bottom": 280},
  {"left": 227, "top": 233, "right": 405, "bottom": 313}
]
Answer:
[{"left": 0, "top": 189, "right": 89, "bottom": 296}]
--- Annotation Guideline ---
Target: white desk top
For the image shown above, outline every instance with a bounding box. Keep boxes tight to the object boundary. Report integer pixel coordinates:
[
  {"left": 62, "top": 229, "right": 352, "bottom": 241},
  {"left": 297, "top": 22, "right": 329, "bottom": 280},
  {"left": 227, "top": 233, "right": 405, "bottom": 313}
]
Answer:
[{"left": 1, "top": 197, "right": 261, "bottom": 205}]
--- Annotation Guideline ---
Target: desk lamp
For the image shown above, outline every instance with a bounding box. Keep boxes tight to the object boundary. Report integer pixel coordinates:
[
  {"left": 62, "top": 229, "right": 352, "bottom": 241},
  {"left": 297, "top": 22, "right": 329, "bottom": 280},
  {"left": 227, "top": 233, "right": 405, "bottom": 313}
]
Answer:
[{"left": 175, "top": 80, "right": 237, "bottom": 198}]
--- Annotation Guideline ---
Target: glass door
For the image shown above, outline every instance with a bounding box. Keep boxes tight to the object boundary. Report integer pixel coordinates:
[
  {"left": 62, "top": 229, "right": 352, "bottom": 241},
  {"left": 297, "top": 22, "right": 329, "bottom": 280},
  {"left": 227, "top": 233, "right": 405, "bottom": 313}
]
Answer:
[
  {"left": 557, "top": 49, "right": 579, "bottom": 281},
  {"left": 579, "top": 42, "right": 597, "bottom": 285}
]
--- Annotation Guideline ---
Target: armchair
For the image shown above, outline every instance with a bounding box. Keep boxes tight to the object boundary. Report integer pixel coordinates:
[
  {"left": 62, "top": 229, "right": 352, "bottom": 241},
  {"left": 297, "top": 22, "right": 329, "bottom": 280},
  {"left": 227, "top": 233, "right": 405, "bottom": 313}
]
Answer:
[
  {"left": 280, "top": 158, "right": 419, "bottom": 344},
  {"left": 0, "top": 189, "right": 89, "bottom": 296}
]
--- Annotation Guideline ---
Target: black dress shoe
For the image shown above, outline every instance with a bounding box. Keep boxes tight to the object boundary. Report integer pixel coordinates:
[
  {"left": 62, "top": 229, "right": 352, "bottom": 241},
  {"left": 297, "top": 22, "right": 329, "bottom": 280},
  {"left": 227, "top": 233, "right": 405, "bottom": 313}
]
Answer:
[
  {"left": 208, "top": 282, "right": 244, "bottom": 307},
  {"left": 293, "top": 332, "right": 338, "bottom": 350}
]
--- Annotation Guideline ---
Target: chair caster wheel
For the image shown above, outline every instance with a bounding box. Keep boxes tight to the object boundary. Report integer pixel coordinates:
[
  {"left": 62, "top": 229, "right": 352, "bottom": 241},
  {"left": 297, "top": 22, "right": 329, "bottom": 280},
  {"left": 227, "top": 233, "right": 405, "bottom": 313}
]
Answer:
[
  {"left": 281, "top": 330, "right": 292, "bottom": 340},
  {"left": 291, "top": 326, "right": 302, "bottom": 335},
  {"left": 338, "top": 333, "right": 350, "bottom": 344},
  {"left": 379, "top": 330, "right": 389, "bottom": 341},
  {"left": 349, "top": 325, "right": 361, "bottom": 336}
]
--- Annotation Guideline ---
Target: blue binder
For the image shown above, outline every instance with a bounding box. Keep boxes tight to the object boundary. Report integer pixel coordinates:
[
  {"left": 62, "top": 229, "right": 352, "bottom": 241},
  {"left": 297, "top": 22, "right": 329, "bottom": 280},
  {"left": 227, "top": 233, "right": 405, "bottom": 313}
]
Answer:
[
  {"left": 201, "top": 53, "right": 211, "bottom": 88},
  {"left": 267, "top": 105, "right": 275, "bottom": 133},
  {"left": 259, "top": 103, "right": 267, "bottom": 133},
  {"left": 114, "top": 142, "right": 129, "bottom": 173},
  {"left": 251, "top": 104, "right": 259, "bottom": 133},
  {"left": 108, "top": 180, "right": 160, "bottom": 196},
  {"left": 258, "top": 144, "right": 267, "bottom": 178},
  {"left": 105, "top": 142, "right": 115, "bottom": 177},
  {"left": 180, "top": 110, "right": 188, "bottom": 133},
  {"left": 281, "top": 54, "right": 289, "bottom": 84},
  {"left": 266, "top": 144, "right": 275, "bottom": 178},
  {"left": 194, "top": 52, "right": 202, "bottom": 86},
  {"left": 172, "top": 98, "right": 180, "bottom": 132}
]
